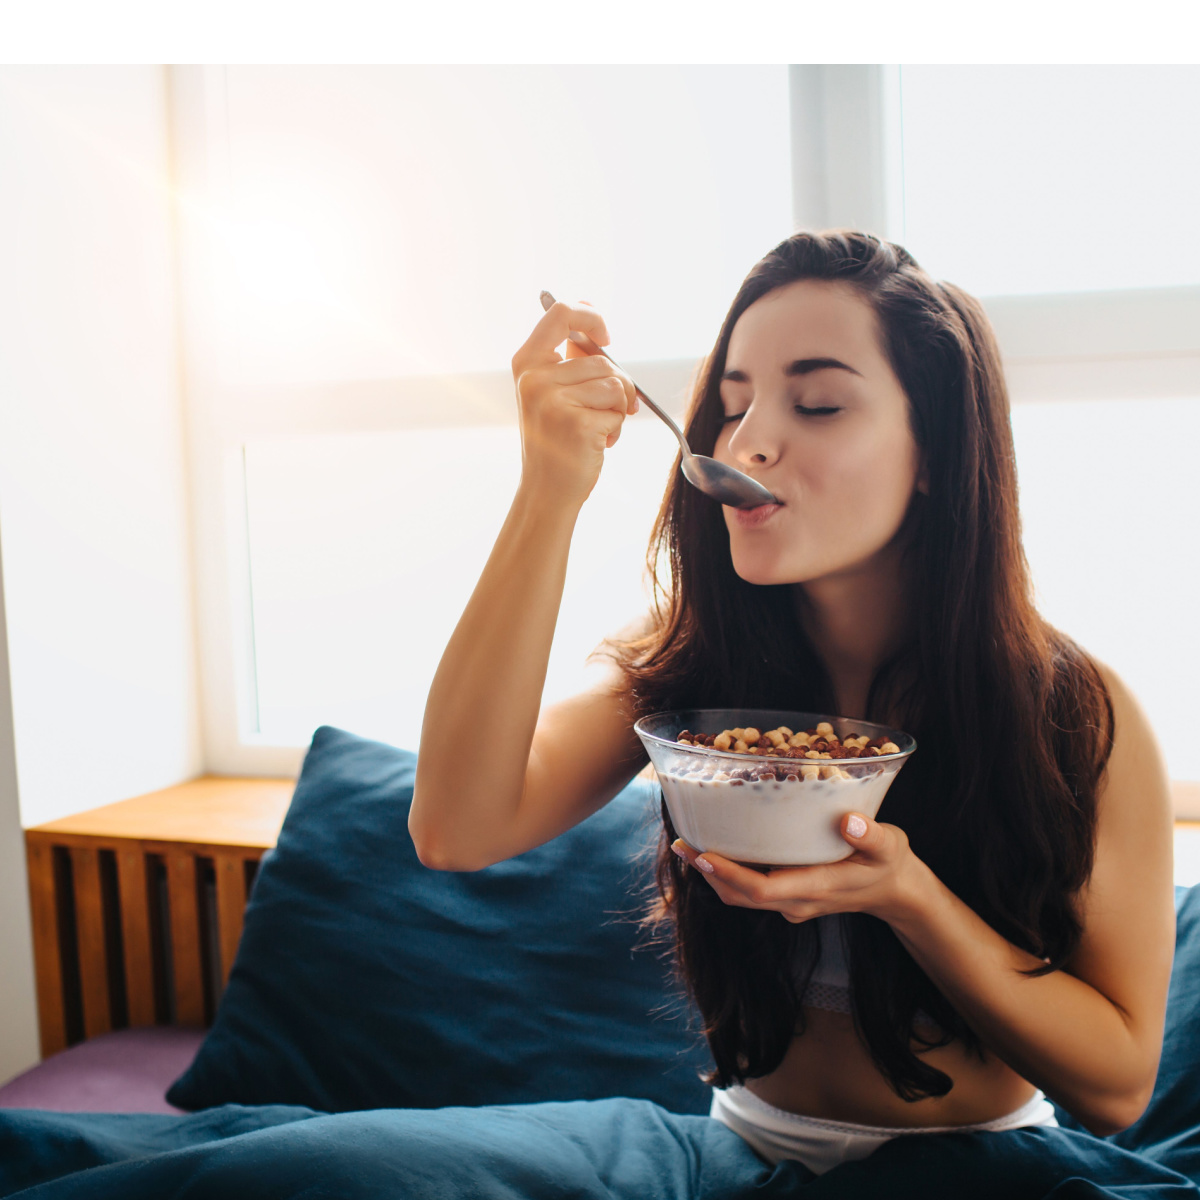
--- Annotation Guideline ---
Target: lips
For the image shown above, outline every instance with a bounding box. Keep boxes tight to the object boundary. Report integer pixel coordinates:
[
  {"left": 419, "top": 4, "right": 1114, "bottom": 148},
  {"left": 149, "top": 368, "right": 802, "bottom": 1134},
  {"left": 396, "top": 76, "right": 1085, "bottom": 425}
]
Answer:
[{"left": 733, "top": 502, "right": 784, "bottom": 527}]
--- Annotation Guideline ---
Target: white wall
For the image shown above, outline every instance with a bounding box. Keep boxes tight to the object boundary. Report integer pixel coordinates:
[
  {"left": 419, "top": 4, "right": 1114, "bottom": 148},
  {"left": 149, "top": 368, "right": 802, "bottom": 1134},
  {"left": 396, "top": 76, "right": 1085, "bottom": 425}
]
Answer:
[{"left": 0, "top": 66, "right": 201, "bottom": 1079}]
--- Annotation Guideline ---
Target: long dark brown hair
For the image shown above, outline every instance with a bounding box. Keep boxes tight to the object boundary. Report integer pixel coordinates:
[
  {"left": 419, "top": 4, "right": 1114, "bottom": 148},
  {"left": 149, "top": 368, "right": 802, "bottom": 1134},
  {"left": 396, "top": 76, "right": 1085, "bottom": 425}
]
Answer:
[{"left": 607, "top": 230, "right": 1114, "bottom": 1102}]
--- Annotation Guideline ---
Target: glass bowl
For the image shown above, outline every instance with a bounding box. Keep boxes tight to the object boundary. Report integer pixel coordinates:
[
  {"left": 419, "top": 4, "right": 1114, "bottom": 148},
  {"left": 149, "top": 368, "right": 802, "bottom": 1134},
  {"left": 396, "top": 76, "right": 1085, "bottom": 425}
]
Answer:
[{"left": 633, "top": 708, "right": 916, "bottom": 866}]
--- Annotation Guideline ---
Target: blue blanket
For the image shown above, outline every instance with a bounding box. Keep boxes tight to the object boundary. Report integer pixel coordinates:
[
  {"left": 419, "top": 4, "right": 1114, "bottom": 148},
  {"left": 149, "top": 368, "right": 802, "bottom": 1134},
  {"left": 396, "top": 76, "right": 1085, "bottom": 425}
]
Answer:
[{"left": 1, "top": 1096, "right": 1199, "bottom": 1199}]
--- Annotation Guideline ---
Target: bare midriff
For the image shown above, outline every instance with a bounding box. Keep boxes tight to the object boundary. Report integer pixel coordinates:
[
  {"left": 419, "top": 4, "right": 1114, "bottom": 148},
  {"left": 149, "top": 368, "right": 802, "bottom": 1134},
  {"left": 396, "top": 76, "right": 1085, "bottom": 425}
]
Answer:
[{"left": 745, "top": 1005, "right": 1038, "bottom": 1128}]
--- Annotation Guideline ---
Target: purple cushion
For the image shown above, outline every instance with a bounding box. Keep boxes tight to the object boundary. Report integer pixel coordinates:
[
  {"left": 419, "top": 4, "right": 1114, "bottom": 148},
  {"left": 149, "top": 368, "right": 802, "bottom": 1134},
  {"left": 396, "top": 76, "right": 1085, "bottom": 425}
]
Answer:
[{"left": 0, "top": 1027, "right": 206, "bottom": 1113}]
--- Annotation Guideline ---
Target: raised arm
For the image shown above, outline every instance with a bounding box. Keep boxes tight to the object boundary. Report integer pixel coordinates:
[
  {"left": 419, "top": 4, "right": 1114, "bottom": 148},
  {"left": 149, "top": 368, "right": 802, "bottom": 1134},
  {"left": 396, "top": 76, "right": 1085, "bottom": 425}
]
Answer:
[{"left": 409, "top": 301, "right": 649, "bottom": 871}]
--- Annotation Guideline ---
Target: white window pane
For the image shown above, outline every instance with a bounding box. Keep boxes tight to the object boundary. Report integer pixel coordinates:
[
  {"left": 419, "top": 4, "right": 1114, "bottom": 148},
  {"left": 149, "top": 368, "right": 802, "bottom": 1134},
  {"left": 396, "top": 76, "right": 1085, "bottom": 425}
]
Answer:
[
  {"left": 1176, "top": 826, "right": 1200, "bottom": 887},
  {"left": 212, "top": 65, "right": 791, "bottom": 389},
  {"left": 243, "top": 416, "right": 681, "bottom": 747},
  {"left": 1013, "top": 397, "right": 1200, "bottom": 780},
  {"left": 900, "top": 66, "right": 1200, "bottom": 295}
]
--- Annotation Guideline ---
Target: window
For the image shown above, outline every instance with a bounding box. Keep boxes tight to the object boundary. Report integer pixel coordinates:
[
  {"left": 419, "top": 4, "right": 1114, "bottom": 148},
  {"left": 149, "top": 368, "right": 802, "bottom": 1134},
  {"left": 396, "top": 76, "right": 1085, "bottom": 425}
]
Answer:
[
  {"left": 171, "top": 65, "right": 1199, "bottom": 798},
  {"left": 1012, "top": 397, "right": 1200, "bottom": 781},
  {"left": 242, "top": 419, "right": 681, "bottom": 747},
  {"left": 890, "top": 65, "right": 1200, "bottom": 783},
  {"left": 898, "top": 65, "right": 1200, "bottom": 296}
]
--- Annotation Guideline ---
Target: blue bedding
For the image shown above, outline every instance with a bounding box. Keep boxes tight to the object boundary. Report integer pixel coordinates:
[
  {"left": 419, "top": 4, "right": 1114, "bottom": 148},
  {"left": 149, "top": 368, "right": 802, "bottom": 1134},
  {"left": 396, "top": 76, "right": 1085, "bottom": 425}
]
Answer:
[
  {"left": 3, "top": 728, "right": 1195, "bottom": 1198},
  {"left": 2, "top": 1095, "right": 1199, "bottom": 1199}
]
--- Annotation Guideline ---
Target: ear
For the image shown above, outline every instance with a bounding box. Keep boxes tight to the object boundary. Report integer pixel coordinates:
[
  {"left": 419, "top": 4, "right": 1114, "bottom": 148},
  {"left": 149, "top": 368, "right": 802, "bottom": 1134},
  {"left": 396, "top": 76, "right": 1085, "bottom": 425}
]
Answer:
[{"left": 916, "top": 461, "right": 930, "bottom": 496}]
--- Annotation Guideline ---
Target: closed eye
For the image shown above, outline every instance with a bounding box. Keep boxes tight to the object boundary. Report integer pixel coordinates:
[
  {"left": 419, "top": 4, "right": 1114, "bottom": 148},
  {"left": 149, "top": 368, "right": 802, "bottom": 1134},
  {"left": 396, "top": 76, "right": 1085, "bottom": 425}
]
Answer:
[{"left": 721, "top": 405, "right": 843, "bottom": 423}]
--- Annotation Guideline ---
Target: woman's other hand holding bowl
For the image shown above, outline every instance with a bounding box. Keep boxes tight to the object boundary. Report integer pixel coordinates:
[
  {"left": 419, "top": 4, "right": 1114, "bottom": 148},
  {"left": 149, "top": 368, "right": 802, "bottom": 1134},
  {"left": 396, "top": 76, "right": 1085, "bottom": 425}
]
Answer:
[{"left": 670, "top": 812, "right": 929, "bottom": 925}]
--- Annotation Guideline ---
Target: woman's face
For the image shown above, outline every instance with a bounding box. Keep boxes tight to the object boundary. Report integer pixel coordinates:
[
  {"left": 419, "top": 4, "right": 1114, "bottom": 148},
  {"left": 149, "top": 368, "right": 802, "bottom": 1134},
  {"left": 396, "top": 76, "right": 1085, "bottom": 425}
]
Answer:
[{"left": 714, "top": 279, "right": 926, "bottom": 587}]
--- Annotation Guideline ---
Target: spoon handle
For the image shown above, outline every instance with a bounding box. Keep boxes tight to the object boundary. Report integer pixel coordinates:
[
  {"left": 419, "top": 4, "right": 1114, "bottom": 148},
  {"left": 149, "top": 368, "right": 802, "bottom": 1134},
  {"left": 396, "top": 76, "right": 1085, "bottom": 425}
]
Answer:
[{"left": 539, "top": 292, "right": 692, "bottom": 459}]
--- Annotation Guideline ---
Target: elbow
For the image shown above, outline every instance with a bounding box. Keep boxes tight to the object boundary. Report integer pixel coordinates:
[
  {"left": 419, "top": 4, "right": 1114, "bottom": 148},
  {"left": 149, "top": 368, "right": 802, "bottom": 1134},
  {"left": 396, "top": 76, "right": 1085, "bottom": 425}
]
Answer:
[
  {"left": 1076, "top": 1084, "right": 1155, "bottom": 1139},
  {"left": 407, "top": 806, "right": 492, "bottom": 873}
]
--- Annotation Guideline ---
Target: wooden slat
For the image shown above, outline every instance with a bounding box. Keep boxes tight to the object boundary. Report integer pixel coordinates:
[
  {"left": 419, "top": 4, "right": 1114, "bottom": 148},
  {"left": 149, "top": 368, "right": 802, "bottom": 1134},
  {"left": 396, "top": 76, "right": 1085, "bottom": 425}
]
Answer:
[
  {"left": 116, "top": 848, "right": 156, "bottom": 1027},
  {"left": 166, "top": 853, "right": 205, "bottom": 1027},
  {"left": 214, "top": 853, "right": 248, "bottom": 988},
  {"left": 25, "top": 836, "right": 67, "bottom": 1058},
  {"left": 69, "top": 846, "right": 112, "bottom": 1038}
]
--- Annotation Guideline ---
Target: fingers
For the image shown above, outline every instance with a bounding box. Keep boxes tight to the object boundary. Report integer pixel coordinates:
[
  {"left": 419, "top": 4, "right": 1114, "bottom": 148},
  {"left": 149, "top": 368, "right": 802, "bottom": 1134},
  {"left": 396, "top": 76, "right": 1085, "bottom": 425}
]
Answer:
[
  {"left": 518, "top": 357, "right": 638, "bottom": 420},
  {"left": 671, "top": 839, "right": 841, "bottom": 923},
  {"left": 557, "top": 357, "right": 638, "bottom": 411},
  {"left": 514, "top": 298, "right": 640, "bottom": 418},
  {"left": 513, "top": 299, "right": 611, "bottom": 373},
  {"left": 561, "top": 338, "right": 639, "bottom": 413},
  {"left": 671, "top": 822, "right": 911, "bottom": 924},
  {"left": 672, "top": 840, "right": 802, "bottom": 904}
]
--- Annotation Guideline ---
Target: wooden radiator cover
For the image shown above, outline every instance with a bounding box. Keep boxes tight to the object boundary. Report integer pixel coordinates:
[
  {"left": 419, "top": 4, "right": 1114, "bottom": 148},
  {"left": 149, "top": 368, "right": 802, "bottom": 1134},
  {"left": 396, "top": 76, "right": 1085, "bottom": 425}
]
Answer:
[{"left": 25, "top": 777, "right": 294, "bottom": 1059}]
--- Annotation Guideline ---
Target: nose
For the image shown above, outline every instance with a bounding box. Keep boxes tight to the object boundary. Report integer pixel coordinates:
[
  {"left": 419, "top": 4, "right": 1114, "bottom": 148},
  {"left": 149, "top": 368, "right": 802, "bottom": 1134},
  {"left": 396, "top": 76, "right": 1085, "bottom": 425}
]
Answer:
[{"left": 725, "top": 401, "right": 784, "bottom": 471}]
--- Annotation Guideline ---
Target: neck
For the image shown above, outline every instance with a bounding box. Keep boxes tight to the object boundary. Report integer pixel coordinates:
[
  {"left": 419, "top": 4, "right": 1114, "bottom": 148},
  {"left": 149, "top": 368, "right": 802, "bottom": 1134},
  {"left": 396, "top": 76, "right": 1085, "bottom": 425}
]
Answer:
[{"left": 793, "top": 543, "right": 914, "bottom": 719}]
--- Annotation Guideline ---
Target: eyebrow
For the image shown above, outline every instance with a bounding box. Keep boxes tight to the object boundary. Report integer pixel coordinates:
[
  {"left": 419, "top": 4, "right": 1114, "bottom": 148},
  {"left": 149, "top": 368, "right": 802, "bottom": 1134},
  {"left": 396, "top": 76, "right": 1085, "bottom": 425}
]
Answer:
[{"left": 721, "top": 357, "right": 863, "bottom": 383}]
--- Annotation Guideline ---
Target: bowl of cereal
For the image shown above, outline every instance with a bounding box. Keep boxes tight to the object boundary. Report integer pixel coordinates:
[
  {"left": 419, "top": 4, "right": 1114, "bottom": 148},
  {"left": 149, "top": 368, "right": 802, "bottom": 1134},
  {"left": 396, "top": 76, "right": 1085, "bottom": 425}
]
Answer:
[{"left": 633, "top": 709, "right": 916, "bottom": 866}]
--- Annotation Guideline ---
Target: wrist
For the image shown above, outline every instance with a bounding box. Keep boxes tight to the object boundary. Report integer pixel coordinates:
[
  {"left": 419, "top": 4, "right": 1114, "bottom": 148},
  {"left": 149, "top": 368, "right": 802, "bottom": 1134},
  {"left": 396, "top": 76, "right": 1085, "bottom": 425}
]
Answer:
[
  {"left": 511, "top": 479, "right": 584, "bottom": 536},
  {"left": 882, "top": 850, "right": 943, "bottom": 933}
]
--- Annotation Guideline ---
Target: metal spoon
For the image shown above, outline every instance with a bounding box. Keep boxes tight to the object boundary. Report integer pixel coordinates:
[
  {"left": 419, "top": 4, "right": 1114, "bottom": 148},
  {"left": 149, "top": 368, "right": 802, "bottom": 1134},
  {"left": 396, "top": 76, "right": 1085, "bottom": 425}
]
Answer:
[{"left": 539, "top": 291, "right": 779, "bottom": 509}]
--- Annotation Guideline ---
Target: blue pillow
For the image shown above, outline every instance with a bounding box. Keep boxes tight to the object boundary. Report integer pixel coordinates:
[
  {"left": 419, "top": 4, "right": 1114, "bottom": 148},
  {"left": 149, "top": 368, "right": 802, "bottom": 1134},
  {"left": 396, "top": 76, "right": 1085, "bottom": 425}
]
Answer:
[
  {"left": 167, "top": 726, "right": 710, "bottom": 1114},
  {"left": 1098, "top": 884, "right": 1200, "bottom": 1180}
]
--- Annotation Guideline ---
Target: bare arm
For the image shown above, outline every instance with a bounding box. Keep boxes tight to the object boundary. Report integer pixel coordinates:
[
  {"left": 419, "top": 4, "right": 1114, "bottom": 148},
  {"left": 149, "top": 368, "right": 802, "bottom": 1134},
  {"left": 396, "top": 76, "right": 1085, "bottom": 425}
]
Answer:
[
  {"left": 882, "top": 665, "right": 1174, "bottom": 1134},
  {"left": 409, "top": 300, "right": 648, "bottom": 870}
]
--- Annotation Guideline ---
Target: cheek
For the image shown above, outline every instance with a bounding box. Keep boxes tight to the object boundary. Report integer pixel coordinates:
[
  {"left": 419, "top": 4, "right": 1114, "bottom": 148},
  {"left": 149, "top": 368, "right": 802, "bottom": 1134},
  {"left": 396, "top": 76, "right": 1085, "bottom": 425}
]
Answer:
[
  {"left": 803, "top": 428, "right": 921, "bottom": 561},
  {"left": 847, "top": 432, "right": 916, "bottom": 495}
]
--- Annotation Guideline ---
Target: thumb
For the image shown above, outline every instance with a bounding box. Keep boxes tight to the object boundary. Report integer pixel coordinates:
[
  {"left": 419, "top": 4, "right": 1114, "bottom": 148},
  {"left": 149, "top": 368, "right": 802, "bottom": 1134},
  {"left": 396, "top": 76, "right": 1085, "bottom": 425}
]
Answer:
[{"left": 841, "top": 811, "right": 883, "bottom": 854}]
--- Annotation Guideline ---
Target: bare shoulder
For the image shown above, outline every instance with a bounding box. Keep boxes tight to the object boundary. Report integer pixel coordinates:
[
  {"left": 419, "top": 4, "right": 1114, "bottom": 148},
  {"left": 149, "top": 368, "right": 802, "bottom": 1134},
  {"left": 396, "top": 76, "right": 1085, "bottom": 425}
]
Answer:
[
  {"left": 1066, "top": 658, "right": 1174, "bottom": 1031},
  {"left": 1090, "top": 660, "right": 1173, "bottom": 836}
]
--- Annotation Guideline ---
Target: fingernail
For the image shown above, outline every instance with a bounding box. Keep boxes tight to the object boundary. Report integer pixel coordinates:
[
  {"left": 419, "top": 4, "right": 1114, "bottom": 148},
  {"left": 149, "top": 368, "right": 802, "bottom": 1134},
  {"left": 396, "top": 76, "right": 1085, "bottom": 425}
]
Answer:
[
  {"left": 671, "top": 840, "right": 688, "bottom": 860},
  {"left": 846, "top": 814, "right": 868, "bottom": 839},
  {"left": 694, "top": 856, "right": 715, "bottom": 874}
]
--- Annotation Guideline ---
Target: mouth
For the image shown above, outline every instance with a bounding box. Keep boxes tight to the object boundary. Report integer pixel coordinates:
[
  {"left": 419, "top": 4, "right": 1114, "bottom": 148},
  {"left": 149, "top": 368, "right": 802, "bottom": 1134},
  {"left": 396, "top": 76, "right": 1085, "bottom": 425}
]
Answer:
[{"left": 732, "top": 502, "right": 784, "bottom": 527}]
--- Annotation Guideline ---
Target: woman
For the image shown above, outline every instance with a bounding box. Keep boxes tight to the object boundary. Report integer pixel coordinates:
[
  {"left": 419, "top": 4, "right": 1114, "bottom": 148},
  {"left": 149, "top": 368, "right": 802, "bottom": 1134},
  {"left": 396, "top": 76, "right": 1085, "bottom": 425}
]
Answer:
[{"left": 409, "top": 230, "right": 1175, "bottom": 1177}]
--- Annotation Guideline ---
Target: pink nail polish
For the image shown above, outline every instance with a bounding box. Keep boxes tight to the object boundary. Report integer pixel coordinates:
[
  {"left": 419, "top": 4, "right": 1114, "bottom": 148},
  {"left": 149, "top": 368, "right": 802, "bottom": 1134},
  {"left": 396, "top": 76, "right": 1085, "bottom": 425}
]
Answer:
[
  {"left": 694, "top": 856, "right": 715, "bottom": 874},
  {"left": 846, "top": 814, "right": 868, "bottom": 839},
  {"left": 671, "top": 841, "right": 688, "bottom": 859}
]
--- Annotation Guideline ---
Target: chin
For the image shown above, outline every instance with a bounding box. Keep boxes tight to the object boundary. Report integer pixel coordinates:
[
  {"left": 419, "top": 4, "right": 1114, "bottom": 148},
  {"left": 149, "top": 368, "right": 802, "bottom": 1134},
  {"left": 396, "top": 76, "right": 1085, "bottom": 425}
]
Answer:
[{"left": 729, "top": 551, "right": 802, "bottom": 587}]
